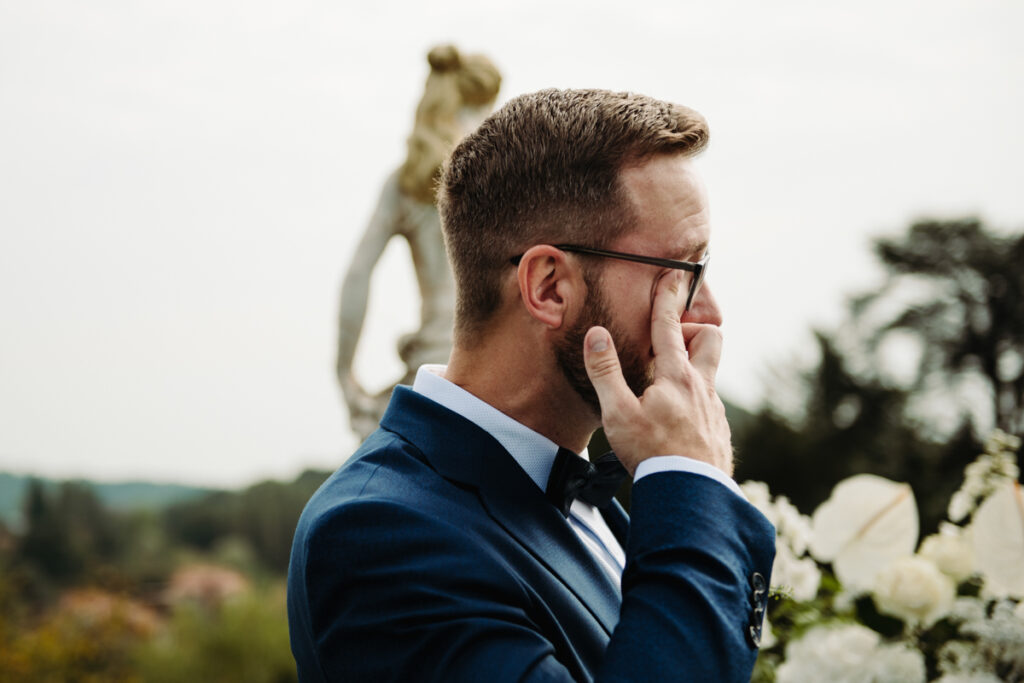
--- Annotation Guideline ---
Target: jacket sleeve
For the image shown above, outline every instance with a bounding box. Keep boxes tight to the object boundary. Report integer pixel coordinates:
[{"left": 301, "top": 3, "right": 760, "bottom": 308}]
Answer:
[
  {"left": 290, "top": 471, "right": 775, "bottom": 683},
  {"left": 600, "top": 471, "right": 776, "bottom": 682}
]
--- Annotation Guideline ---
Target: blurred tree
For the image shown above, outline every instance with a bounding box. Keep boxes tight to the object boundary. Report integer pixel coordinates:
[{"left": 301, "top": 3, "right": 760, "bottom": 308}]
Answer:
[
  {"left": 164, "top": 470, "right": 330, "bottom": 574},
  {"left": 18, "top": 479, "right": 70, "bottom": 578},
  {"left": 734, "top": 332, "right": 977, "bottom": 533},
  {"left": 163, "top": 491, "right": 238, "bottom": 552},
  {"left": 16, "top": 480, "right": 125, "bottom": 585},
  {"left": 854, "top": 218, "right": 1024, "bottom": 435},
  {"left": 734, "top": 218, "right": 1021, "bottom": 533}
]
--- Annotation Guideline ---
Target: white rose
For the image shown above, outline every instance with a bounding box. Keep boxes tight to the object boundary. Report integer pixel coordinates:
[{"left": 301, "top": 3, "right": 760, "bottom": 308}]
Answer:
[
  {"left": 948, "top": 596, "right": 987, "bottom": 623},
  {"left": 776, "top": 623, "right": 879, "bottom": 683},
  {"left": 740, "top": 480, "right": 774, "bottom": 521},
  {"left": 872, "top": 556, "right": 956, "bottom": 625},
  {"left": 934, "top": 675, "right": 1005, "bottom": 683},
  {"left": 776, "top": 495, "right": 813, "bottom": 556},
  {"left": 868, "top": 644, "right": 926, "bottom": 683},
  {"left": 919, "top": 530, "right": 975, "bottom": 582},
  {"left": 772, "top": 542, "right": 821, "bottom": 602}
]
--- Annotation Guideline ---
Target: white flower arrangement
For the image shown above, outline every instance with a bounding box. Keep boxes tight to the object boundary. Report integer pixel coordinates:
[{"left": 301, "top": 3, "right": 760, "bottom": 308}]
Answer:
[
  {"left": 775, "top": 623, "right": 926, "bottom": 683},
  {"left": 751, "top": 430, "right": 1024, "bottom": 683}
]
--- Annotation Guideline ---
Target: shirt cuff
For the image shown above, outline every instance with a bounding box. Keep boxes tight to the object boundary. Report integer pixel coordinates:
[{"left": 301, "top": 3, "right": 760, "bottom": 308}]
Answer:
[{"left": 634, "top": 456, "right": 747, "bottom": 501}]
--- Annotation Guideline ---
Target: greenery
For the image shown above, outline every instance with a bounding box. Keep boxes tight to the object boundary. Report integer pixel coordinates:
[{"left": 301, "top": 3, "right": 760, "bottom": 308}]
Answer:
[
  {"left": 0, "top": 469, "right": 329, "bottom": 682},
  {"left": 134, "top": 586, "right": 297, "bottom": 683},
  {"left": 747, "top": 431, "right": 1023, "bottom": 682}
]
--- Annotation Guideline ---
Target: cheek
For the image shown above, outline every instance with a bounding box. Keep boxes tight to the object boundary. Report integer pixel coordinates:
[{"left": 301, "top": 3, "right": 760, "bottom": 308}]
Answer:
[
  {"left": 599, "top": 267, "right": 658, "bottom": 356},
  {"left": 612, "top": 293, "right": 656, "bottom": 357}
]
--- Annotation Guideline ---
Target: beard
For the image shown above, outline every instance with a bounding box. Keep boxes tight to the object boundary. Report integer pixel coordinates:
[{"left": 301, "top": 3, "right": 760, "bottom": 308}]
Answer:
[{"left": 553, "top": 275, "right": 654, "bottom": 417}]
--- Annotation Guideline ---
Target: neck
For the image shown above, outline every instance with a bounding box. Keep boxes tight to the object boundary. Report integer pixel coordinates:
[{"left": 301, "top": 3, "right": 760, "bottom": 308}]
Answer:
[{"left": 444, "top": 324, "right": 598, "bottom": 454}]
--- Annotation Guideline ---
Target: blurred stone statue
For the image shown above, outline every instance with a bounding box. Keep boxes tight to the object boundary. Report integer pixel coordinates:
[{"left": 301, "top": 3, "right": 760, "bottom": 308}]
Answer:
[{"left": 336, "top": 45, "right": 502, "bottom": 439}]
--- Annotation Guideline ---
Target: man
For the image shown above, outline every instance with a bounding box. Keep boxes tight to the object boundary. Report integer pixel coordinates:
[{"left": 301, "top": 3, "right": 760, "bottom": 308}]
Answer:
[{"left": 288, "top": 89, "right": 776, "bottom": 682}]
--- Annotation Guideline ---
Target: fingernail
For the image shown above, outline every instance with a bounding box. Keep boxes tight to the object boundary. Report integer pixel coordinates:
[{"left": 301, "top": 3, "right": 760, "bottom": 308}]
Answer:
[{"left": 590, "top": 333, "right": 608, "bottom": 352}]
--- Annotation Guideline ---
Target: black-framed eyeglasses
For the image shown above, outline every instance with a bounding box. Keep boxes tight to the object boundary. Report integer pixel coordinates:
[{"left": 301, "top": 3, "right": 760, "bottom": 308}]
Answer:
[{"left": 510, "top": 244, "right": 710, "bottom": 311}]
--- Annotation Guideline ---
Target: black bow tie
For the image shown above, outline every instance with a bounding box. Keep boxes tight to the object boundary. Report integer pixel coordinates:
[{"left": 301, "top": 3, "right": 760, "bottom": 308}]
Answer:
[{"left": 545, "top": 447, "right": 628, "bottom": 517}]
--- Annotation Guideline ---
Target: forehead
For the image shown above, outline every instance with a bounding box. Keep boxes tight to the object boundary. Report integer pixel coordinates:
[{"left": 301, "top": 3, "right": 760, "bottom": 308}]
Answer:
[{"left": 613, "top": 154, "right": 710, "bottom": 259}]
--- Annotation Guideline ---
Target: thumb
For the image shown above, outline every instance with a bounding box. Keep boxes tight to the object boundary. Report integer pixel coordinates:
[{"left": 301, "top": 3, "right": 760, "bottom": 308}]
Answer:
[
  {"left": 681, "top": 323, "right": 723, "bottom": 386},
  {"left": 583, "top": 327, "right": 636, "bottom": 417}
]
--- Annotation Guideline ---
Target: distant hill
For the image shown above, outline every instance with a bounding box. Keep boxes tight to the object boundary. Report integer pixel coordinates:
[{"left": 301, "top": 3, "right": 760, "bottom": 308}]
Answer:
[{"left": 0, "top": 472, "right": 216, "bottom": 528}]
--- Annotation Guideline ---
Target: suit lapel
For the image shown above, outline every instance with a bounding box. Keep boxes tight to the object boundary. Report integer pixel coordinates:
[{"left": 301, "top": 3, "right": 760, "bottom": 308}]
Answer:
[
  {"left": 380, "top": 387, "right": 621, "bottom": 636},
  {"left": 600, "top": 499, "right": 630, "bottom": 549}
]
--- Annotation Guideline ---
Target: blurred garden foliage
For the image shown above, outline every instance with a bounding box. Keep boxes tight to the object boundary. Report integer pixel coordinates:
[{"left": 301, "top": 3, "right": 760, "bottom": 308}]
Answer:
[
  {"left": 0, "top": 470, "right": 329, "bottom": 682},
  {"left": 734, "top": 217, "right": 1024, "bottom": 536}
]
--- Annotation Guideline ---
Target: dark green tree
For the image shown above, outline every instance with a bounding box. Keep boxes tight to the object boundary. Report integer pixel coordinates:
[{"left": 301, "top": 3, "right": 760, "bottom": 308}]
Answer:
[
  {"left": 734, "top": 218, "right": 1022, "bottom": 533},
  {"left": 164, "top": 469, "right": 331, "bottom": 574},
  {"left": 16, "top": 479, "right": 123, "bottom": 583},
  {"left": 856, "top": 218, "right": 1024, "bottom": 434}
]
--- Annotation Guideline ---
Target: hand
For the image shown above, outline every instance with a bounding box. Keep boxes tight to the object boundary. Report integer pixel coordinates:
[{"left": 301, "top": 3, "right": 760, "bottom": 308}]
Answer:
[
  {"left": 583, "top": 270, "right": 733, "bottom": 477},
  {"left": 340, "top": 374, "right": 384, "bottom": 437}
]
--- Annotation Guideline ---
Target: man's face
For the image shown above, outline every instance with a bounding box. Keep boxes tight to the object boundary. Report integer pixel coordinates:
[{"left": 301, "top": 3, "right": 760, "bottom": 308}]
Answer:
[{"left": 555, "top": 154, "right": 723, "bottom": 415}]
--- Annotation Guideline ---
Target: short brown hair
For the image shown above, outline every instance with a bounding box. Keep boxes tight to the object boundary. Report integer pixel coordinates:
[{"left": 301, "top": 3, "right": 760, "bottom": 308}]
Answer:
[{"left": 438, "top": 88, "right": 709, "bottom": 340}]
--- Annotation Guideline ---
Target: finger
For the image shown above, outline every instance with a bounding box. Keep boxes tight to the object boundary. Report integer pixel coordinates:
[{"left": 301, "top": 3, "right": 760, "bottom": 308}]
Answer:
[
  {"left": 650, "top": 270, "right": 689, "bottom": 372},
  {"left": 583, "top": 326, "right": 638, "bottom": 417},
  {"left": 681, "top": 323, "right": 723, "bottom": 384}
]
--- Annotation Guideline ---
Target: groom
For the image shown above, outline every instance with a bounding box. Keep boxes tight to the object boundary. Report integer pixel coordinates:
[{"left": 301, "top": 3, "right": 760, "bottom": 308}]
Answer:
[{"left": 288, "top": 88, "right": 776, "bottom": 682}]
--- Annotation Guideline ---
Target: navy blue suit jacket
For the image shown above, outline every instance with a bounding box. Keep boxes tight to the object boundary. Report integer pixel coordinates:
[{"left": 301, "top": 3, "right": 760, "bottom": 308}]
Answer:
[{"left": 287, "top": 387, "right": 775, "bottom": 682}]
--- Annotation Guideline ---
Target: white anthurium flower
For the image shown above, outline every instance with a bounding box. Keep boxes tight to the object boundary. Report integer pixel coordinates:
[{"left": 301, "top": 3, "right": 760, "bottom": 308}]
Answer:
[
  {"left": 971, "top": 480, "right": 1024, "bottom": 599},
  {"left": 809, "top": 474, "right": 919, "bottom": 592},
  {"left": 872, "top": 555, "right": 956, "bottom": 626}
]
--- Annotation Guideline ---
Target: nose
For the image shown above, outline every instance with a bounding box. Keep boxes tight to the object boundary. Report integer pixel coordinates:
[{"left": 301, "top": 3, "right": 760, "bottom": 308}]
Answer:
[{"left": 685, "top": 283, "right": 723, "bottom": 326}]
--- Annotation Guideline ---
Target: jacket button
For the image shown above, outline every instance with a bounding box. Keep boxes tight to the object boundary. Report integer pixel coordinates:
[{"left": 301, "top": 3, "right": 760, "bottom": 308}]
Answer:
[
  {"left": 751, "top": 572, "right": 766, "bottom": 594},
  {"left": 747, "top": 623, "right": 761, "bottom": 648}
]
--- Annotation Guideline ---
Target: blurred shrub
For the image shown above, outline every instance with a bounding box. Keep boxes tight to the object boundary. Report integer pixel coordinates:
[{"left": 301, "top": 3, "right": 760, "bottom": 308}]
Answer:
[
  {"left": 134, "top": 583, "right": 296, "bottom": 683},
  {"left": 0, "top": 586, "right": 155, "bottom": 683}
]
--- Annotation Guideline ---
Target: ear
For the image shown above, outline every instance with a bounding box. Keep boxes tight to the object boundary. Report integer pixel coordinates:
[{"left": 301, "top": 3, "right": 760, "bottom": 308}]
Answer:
[{"left": 516, "top": 245, "right": 584, "bottom": 330}]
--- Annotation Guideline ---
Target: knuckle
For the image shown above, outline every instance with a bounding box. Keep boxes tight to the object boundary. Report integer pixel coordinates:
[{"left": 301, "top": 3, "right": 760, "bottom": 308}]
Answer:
[
  {"left": 587, "top": 355, "right": 621, "bottom": 379},
  {"left": 655, "top": 307, "right": 682, "bottom": 329}
]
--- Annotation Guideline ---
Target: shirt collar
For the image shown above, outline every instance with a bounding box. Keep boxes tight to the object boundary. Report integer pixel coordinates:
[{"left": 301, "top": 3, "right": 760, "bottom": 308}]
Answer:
[{"left": 412, "top": 364, "right": 569, "bottom": 492}]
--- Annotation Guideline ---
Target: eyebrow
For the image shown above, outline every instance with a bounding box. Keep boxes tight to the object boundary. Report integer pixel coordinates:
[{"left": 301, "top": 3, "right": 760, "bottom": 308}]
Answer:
[{"left": 672, "top": 241, "right": 708, "bottom": 262}]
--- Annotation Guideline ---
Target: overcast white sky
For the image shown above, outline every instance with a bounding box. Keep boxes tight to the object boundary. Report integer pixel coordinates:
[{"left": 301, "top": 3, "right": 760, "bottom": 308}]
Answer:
[{"left": 2, "top": 0, "right": 1022, "bottom": 487}]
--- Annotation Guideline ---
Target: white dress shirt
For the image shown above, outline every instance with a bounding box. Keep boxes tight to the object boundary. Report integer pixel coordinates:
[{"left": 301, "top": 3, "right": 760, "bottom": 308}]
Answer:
[{"left": 412, "top": 365, "right": 744, "bottom": 585}]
